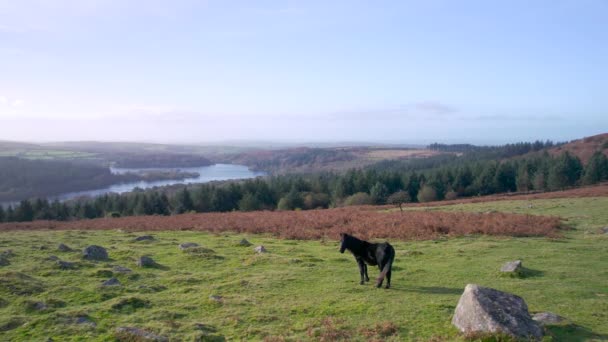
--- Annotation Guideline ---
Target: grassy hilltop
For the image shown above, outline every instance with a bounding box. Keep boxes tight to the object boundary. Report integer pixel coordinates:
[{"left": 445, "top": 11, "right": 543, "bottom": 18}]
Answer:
[{"left": 0, "top": 197, "right": 607, "bottom": 341}]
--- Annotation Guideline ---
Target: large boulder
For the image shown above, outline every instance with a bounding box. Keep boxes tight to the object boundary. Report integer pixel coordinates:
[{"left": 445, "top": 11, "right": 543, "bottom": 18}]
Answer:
[
  {"left": 82, "top": 245, "right": 108, "bottom": 261},
  {"left": 452, "top": 284, "right": 543, "bottom": 340}
]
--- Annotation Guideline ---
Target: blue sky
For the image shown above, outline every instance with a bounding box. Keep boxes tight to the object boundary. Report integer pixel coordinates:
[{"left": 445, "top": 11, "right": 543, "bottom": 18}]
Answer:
[{"left": 0, "top": 0, "right": 607, "bottom": 144}]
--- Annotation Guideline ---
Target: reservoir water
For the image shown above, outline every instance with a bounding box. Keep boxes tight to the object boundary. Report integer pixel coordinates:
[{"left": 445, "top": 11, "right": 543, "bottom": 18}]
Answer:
[{"left": 51, "top": 164, "right": 266, "bottom": 202}]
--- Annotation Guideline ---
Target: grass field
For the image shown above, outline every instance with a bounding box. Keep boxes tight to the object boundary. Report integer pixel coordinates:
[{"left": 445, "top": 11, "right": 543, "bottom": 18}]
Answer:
[{"left": 0, "top": 197, "right": 607, "bottom": 341}]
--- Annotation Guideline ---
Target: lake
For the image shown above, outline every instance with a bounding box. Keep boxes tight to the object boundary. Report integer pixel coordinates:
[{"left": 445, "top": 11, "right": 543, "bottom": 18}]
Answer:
[{"left": 51, "top": 164, "right": 266, "bottom": 202}]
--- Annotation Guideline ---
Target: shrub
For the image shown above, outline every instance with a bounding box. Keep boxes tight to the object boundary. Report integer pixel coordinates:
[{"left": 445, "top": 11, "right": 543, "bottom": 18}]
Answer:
[{"left": 343, "top": 192, "right": 373, "bottom": 206}]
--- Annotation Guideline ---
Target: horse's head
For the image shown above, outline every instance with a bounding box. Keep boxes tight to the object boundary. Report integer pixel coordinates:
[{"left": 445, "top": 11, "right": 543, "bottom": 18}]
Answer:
[{"left": 339, "top": 233, "right": 348, "bottom": 253}]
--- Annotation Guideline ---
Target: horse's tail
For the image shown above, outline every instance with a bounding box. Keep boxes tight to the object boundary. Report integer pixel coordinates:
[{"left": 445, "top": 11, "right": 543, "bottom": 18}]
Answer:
[{"left": 376, "top": 246, "right": 395, "bottom": 286}]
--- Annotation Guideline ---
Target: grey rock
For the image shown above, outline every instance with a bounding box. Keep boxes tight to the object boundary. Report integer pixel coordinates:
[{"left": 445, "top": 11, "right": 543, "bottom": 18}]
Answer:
[
  {"left": 115, "top": 327, "right": 168, "bottom": 342},
  {"left": 136, "top": 256, "right": 156, "bottom": 268},
  {"left": 101, "top": 277, "right": 121, "bottom": 286},
  {"left": 47, "top": 255, "right": 59, "bottom": 261},
  {"left": 57, "top": 243, "right": 72, "bottom": 252},
  {"left": 239, "top": 239, "right": 252, "bottom": 247},
  {"left": 209, "top": 295, "right": 223, "bottom": 303},
  {"left": 601, "top": 227, "right": 608, "bottom": 234},
  {"left": 134, "top": 235, "right": 155, "bottom": 242},
  {"left": 0, "top": 256, "right": 9, "bottom": 266},
  {"left": 179, "top": 242, "right": 200, "bottom": 250},
  {"left": 82, "top": 245, "right": 108, "bottom": 261},
  {"left": 500, "top": 260, "right": 522, "bottom": 273},
  {"left": 75, "top": 316, "right": 97, "bottom": 328},
  {"left": 532, "top": 312, "right": 565, "bottom": 326},
  {"left": 113, "top": 266, "right": 133, "bottom": 273},
  {"left": 56, "top": 260, "right": 76, "bottom": 269},
  {"left": 32, "top": 301, "right": 47, "bottom": 311},
  {"left": 254, "top": 245, "right": 267, "bottom": 253},
  {"left": 452, "top": 284, "right": 543, "bottom": 340}
]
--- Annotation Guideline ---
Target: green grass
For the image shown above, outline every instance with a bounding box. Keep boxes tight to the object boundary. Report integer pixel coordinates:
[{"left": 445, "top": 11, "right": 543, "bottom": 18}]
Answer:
[{"left": 0, "top": 197, "right": 607, "bottom": 341}]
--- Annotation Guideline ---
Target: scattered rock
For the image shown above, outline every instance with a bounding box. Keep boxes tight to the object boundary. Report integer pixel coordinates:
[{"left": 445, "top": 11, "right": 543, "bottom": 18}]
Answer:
[
  {"left": 532, "top": 312, "right": 566, "bottom": 326},
  {"left": 115, "top": 327, "right": 168, "bottom": 342},
  {"left": 102, "top": 278, "right": 121, "bottom": 286},
  {"left": 601, "top": 227, "right": 608, "bottom": 234},
  {"left": 57, "top": 243, "right": 72, "bottom": 252},
  {"left": 500, "top": 260, "right": 522, "bottom": 274},
  {"left": 26, "top": 301, "right": 48, "bottom": 311},
  {"left": 111, "top": 297, "right": 150, "bottom": 312},
  {"left": 46, "top": 255, "right": 60, "bottom": 261},
  {"left": 0, "top": 317, "right": 25, "bottom": 332},
  {"left": 82, "top": 245, "right": 108, "bottom": 261},
  {"left": 452, "top": 284, "right": 543, "bottom": 340},
  {"left": 75, "top": 316, "right": 97, "bottom": 328},
  {"left": 134, "top": 235, "right": 155, "bottom": 242},
  {"left": 179, "top": 242, "right": 200, "bottom": 250},
  {"left": 56, "top": 260, "right": 77, "bottom": 270},
  {"left": 0, "top": 250, "right": 14, "bottom": 266},
  {"left": 0, "top": 256, "right": 9, "bottom": 267},
  {"left": 254, "top": 245, "right": 267, "bottom": 253},
  {"left": 209, "top": 295, "right": 223, "bottom": 303},
  {"left": 113, "top": 266, "right": 133, "bottom": 274},
  {"left": 136, "top": 256, "right": 157, "bottom": 268},
  {"left": 238, "top": 239, "right": 252, "bottom": 247}
]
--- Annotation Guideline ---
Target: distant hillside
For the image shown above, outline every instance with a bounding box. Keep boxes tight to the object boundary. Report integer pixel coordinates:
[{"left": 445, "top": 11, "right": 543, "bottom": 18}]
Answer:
[
  {"left": 547, "top": 133, "right": 608, "bottom": 164},
  {"left": 216, "top": 147, "right": 442, "bottom": 174}
]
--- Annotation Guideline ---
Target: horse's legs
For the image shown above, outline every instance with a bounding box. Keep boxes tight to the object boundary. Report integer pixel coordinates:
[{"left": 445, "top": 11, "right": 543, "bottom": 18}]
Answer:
[
  {"left": 385, "top": 270, "right": 392, "bottom": 289},
  {"left": 376, "top": 264, "right": 384, "bottom": 288},
  {"left": 357, "top": 259, "right": 366, "bottom": 285},
  {"left": 364, "top": 264, "right": 370, "bottom": 282}
]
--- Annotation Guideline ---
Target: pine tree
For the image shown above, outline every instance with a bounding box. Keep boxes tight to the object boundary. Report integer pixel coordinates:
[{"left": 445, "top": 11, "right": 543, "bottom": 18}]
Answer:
[
  {"left": 370, "top": 182, "right": 389, "bottom": 204},
  {"left": 582, "top": 151, "right": 608, "bottom": 185}
]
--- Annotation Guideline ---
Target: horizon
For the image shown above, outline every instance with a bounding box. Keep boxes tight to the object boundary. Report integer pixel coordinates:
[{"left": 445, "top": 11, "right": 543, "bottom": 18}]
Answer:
[{"left": 1, "top": 1, "right": 607, "bottom": 143}]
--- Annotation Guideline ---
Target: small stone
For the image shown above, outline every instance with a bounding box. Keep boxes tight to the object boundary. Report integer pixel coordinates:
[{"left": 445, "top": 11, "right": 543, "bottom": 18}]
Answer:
[
  {"left": 83, "top": 245, "right": 108, "bottom": 261},
  {"left": 179, "top": 242, "right": 200, "bottom": 250},
  {"left": 102, "top": 278, "right": 121, "bottom": 286},
  {"left": 134, "top": 235, "right": 155, "bottom": 242},
  {"left": 57, "top": 243, "right": 72, "bottom": 252},
  {"left": 75, "top": 316, "right": 97, "bottom": 328},
  {"left": 452, "top": 284, "right": 542, "bottom": 340},
  {"left": 115, "top": 327, "right": 168, "bottom": 342},
  {"left": 239, "top": 239, "right": 252, "bottom": 247},
  {"left": 47, "top": 255, "right": 60, "bottom": 261},
  {"left": 500, "top": 260, "right": 522, "bottom": 273},
  {"left": 254, "top": 245, "right": 267, "bottom": 253},
  {"left": 209, "top": 295, "right": 223, "bottom": 303},
  {"left": 32, "top": 301, "right": 47, "bottom": 311},
  {"left": 56, "top": 260, "right": 76, "bottom": 269},
  {"left": 532, "top": 312, "right": 565, "bottom": 326},
  {"left": 601, "top": 227, "right": 608, "bottom": 234},
  {"left": 113, "top": 266, "right": 133, "bottom": 273},
  {"left": 136, "top": 256, "right": 156, "bottom": 268},
  {"left": 0, "top": 257, "right": 9, "bottom": 266}
]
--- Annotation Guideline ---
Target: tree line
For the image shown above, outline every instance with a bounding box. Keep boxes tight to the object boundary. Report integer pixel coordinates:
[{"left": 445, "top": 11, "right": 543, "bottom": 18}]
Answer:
[{"left": 1, "top": 147, "right": 607, "bottom": 223}]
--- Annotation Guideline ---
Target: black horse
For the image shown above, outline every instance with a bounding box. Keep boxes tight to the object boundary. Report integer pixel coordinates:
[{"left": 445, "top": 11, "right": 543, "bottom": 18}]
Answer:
[{"left": 339, "top": 233, "right": 395, "bottom": 289}]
